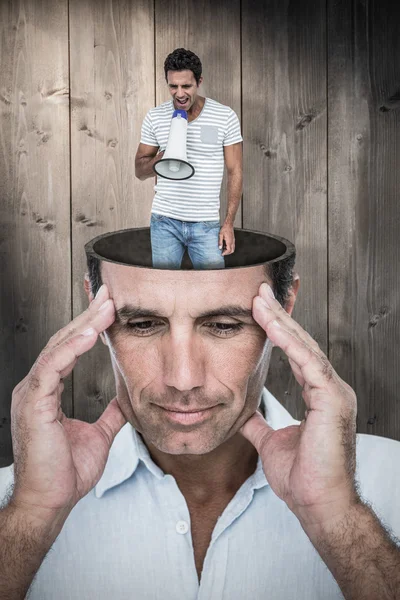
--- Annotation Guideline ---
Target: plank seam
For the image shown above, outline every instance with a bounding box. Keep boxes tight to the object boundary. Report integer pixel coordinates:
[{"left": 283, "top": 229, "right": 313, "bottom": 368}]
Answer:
[{"left": 68, "top": 0, "right": 74, "bottom": 418}]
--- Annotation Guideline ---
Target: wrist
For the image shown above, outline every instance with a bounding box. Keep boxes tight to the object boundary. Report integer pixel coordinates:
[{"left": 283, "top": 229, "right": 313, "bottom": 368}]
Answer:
[
  {"left": 297, "top": 496, "right": 364, "bottom": 541},
  {"left": 8, "top": 496, "right": 71, "bottom": 541}
]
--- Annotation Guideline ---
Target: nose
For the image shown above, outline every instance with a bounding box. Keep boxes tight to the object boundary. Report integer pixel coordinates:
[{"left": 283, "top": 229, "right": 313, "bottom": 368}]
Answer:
[{"left": 162, "top": 332, "right": 205, "bottom": 391}]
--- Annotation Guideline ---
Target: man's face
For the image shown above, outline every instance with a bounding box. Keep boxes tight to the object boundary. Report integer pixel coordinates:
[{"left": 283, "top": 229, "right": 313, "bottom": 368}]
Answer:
[
  {"left": 100, "top": 264, "right": 274, "bottom": 455},
  {"left": 167, "top": 69, "right": 202, "bottom": 111}
]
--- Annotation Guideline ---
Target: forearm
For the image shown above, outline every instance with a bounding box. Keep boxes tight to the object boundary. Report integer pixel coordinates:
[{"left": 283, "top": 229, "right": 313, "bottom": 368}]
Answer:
[
  {"left": 224, "top": 168, "right": 242, "bottom": 224},
  {"left": 135, "top": 154, "right": 160, "bottom": 181},
  {"left": 0, "top": 502, "right": 67, "bottom": 599},
  {"left": 301, "top": 502, "right": 400, "bottom": 600}
]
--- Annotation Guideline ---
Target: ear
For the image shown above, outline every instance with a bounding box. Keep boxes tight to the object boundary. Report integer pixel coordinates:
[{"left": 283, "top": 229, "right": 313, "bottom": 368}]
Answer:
[
  {"left": 198, "top": 76, "right": 203, "bottom": 87},
  {"left": 284, "top": 273, "right": 300, "bottom": 317}
]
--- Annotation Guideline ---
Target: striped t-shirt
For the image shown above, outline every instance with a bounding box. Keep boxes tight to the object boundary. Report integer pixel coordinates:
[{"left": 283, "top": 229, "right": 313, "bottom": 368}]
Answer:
[{"left": 140, "top": 97, "right": 243, "bottom": 221}]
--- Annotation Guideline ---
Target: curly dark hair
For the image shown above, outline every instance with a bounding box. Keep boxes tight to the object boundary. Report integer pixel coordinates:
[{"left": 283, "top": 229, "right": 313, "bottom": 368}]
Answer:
[{"left": 164, "top": 48, "right": 202, "bottom": 85}]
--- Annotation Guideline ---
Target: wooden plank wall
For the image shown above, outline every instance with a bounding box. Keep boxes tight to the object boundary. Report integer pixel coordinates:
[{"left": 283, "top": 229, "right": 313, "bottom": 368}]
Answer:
[
  {"left": 0, "top": 0, "right": 71, "bottom": 466},
  {"left": 328, "top": 0, "right": 400, "bottom": 439},
  {"left": 0, "top": 0, "right": 399, "bottom": 465},
  {"left": 242, "top": 0, "right": 327, "bottom": 417}
]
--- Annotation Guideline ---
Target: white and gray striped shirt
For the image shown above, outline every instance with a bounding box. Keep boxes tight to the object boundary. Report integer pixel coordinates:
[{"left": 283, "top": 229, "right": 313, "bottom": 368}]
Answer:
[{"left": 140, "top": 97, "right": 243, "bottom": 221}]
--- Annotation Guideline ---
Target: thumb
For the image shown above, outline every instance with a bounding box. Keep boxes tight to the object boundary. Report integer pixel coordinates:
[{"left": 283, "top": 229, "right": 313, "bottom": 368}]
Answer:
[
  {"left": 218, "top": 231, "right": 223, "bottom": 249},
  {"left": 95, "top": 397, "right": 127, "bottom": 449},
  {"left": 240, "top": 411, "right": 275, "bottom": 454}
]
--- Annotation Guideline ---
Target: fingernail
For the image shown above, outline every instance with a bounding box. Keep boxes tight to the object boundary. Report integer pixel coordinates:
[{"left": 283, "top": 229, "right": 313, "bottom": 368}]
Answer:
[
  {"left": 263, "top": 284, "right": 275, "bottom": 299},
  {"left": 98, "top": 299, "right": 112, "bottom": 311},
  {"left": 95, "top": 284, "right": 105, "bottom": 299},
  {"left": 272, "top": 320, "right": 280, "bottom": 328},
  {"left": 82, "top": 327, "right": 95, "bottom": 336}
]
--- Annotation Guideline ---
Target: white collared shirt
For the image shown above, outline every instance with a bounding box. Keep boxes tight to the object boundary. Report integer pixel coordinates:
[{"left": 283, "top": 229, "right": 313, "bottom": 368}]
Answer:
[{"left": 1, "top": 388, "right": 400, "bottom": 599}]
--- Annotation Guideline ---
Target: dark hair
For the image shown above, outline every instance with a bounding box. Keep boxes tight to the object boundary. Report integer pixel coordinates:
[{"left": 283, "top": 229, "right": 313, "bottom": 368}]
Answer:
[
  {"left": 164, "top": 48, "right": 202, "bottom": 85},
  {"left": 87, "top": 253, "right": 296, "bottom": 308}
]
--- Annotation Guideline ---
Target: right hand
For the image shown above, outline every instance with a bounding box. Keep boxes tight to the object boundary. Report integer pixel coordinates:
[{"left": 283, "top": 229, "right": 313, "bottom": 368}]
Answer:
[{"left": 10, "top": 284, "right": 127, "bottom": 522}]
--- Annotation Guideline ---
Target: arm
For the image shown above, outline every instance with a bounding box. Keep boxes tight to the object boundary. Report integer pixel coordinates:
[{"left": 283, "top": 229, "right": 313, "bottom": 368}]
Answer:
[
  {"left": 219, "top": 142, "right": 243, "bottom": 255},
  {"left": 303, "top": 501, "right": 400, "bottom": 600},
  {"left": 223, "top": 142, "right": 243, "bottom": 225},
  {"left": 135, "top": 143, "right": 164, "bottom": 181},
  {"left": 0, "top": 503, "right": 67, "bottom": 600},
  {"left": 241, "top": 282, "right": 400, "bottom": 600},
  {"left": 0, "top": 285, "right": 125, "bottom": 598}
]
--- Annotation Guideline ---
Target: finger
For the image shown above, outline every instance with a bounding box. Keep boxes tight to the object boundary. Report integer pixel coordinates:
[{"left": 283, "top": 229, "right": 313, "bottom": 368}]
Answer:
[
  {"left": 259, "top": 283, "right": 321, "bottom": 352},
  {"left": 28, "top": 328, "right": 102, "bottom": 401},
  {"left": 218, "top": 231, "right": 223, "bottom": 249},
  {"left": 41, "top": 299, "right": 115, "bottom": 372},
  {"left": 288, "top": 357, "right": 306, "bottom": 388},
  {"left": 252, "top": 295, "right": 334, "bottom": 390},
  {"left": 42, "top": 284, "right": 111, "bottom": 354},
  {"left": 239, "top": 411, "right": 275, "bottom": 454},
  {"left": 94, "top": 397, "right": 128, "bottom": 449}
]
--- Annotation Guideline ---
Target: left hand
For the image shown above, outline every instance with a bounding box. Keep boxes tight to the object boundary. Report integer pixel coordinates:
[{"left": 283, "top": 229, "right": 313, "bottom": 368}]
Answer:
[
  {"left": 219, "top": 222, "right": 235, "bottom": 255},
  {"left": 241, "top": 282, "right": 359, "bottom": 531}
]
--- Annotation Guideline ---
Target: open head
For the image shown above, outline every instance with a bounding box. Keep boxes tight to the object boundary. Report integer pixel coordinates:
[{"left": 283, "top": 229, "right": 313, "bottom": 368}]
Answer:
[{"left": 84, "top": 229, "right": 299, "bottom": 457}]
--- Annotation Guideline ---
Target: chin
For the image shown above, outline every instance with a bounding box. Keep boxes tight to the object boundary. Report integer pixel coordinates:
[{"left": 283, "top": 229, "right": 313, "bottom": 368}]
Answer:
[
  {"left": 154, "top": 439, "right": 221, "bottom": 456},
  {"left": 148, "top": 423, "right": 240, "bottom": 456}
]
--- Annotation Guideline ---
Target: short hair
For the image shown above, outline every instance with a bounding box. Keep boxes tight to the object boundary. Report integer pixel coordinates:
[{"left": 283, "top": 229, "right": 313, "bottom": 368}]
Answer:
[
  {"left": 86, "top": 253, "right": 296, "bottom": 309},
  {"left": 164, "top": 48, "right": 202, "bottom": 85}
]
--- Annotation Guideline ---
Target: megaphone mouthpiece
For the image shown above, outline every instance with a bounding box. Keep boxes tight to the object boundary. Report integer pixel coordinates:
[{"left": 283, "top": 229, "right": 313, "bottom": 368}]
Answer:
[{"left": 153, "top": 108, "right": 195, "bottom": 180}]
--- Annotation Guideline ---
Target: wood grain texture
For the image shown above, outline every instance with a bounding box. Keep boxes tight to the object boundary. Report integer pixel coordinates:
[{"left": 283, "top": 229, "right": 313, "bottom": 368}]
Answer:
[
  {"left": 0, "top": 0, "right": 71, "bottom": 466},
  {"left": 328, "top": 0, "right": 400, "bottom": 439},
  {"left": 70, "top": 0, "right": 155, "bottom": 422},
  {"left": 155, "top": 0, "right": 242, "bottom": 228},
  {"left": 242, "top": 0, "right": 327, "bottom": 418}
]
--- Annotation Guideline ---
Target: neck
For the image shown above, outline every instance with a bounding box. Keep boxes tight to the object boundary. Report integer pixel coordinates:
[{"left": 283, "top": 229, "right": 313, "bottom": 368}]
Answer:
[
  {"left": 187, "top": 95, "right": 205, "bottom": 119},
  {"left": 145, "top": 433, "right": 259, "bottom": 505}
]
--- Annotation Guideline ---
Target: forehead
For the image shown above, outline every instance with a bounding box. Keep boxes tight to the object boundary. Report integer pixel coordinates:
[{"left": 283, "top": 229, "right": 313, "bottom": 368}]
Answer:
[
  {"left": 101, "top": 263, "right": 269, "bottom": 314},
  {"left": 167, "top": 70, "right": 196, "bottom": 85}
]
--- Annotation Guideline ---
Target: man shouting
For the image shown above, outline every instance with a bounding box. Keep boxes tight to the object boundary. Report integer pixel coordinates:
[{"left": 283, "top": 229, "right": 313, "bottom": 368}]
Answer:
[{"left": 135, "top": 47, "right": 243, "bottom": 269}]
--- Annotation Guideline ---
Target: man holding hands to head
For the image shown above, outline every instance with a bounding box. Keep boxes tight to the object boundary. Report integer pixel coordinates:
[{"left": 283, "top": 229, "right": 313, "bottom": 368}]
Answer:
[
  {"left": 0, "top": 243, "right": 400, "bottom": 599},
  {"left": 135, "top": 48, "right": 243, "bottom": 269}
]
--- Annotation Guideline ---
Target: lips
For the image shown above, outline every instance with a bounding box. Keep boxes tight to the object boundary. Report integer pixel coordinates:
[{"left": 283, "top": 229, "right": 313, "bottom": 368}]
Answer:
[
  {"left": 156, "top": 404, "right": 220, "bottom": 426},
  {"left": 161, "top": 406, "right": 214, "bottom": 413}
]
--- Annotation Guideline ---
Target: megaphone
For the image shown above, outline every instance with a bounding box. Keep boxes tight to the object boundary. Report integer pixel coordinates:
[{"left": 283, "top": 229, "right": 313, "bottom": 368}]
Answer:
[{"left": 153, "top": 109, "right": 195, "bottom": 180}]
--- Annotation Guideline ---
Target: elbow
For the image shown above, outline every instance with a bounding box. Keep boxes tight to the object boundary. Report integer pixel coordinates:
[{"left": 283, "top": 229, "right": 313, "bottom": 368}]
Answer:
[{"left": 135, "top": 167, "right": 144, "bottom": 181}]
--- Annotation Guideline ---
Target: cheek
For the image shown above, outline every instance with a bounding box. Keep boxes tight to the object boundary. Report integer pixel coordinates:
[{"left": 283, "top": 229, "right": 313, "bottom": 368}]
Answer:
[
  {"left": 207, "top": 330, "right": 268, "bottom": 381},
  {"left": 108, "top": 328, "right": 268, "bottom": 391}
]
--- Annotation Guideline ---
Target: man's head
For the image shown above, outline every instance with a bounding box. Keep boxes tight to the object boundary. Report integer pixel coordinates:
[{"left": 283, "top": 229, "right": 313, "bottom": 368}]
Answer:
[
  {"left": 164, "top": 48, "right": 203, "bottom": 112},
  {"left": 85, "top": 256, "right": 299, "bottom": 457}
]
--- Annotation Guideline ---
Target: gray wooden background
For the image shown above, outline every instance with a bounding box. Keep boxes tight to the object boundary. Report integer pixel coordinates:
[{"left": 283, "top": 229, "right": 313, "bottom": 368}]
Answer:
[{"left": 0, "top": 0, "right": 399, "bottom": 466}]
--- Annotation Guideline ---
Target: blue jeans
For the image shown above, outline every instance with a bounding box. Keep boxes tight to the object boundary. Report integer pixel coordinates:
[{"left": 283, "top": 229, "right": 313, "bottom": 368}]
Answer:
[{"left": 150, "top": 213, "right": 225, "bottom": 269}]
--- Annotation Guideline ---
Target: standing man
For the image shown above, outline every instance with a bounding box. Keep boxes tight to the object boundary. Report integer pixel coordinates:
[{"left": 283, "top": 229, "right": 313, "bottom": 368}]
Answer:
[{"left": 135, "top": 48, "right": 243, "bottom": 269}]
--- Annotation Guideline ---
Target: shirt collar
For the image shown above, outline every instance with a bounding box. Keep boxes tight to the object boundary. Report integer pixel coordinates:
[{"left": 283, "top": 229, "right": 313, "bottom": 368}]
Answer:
[{"left": 95, "top": 387, "right": 300, "bottom": 498}]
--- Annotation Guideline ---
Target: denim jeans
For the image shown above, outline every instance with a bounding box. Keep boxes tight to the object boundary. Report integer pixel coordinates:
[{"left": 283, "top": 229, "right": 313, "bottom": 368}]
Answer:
[{"left": 150, "top": 213, "right": 225, "bottom": 269}]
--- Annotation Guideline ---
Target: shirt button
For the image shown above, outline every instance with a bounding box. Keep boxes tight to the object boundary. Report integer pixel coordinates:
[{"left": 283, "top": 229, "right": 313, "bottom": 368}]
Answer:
[{"left": 176, "top": 520, "right": 189, "bottom": 534}]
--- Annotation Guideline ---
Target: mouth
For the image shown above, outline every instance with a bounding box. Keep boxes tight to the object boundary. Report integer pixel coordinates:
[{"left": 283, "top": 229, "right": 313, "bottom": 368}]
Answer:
[
  {"left": 156, "top": 404, "right": 219, "bottom": 425},
  {"left": 175, "top": 97, "right": 189, "bottom": 107}
]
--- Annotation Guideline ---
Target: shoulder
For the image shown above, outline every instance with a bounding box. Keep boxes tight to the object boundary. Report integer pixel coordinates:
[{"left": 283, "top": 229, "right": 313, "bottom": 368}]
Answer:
[
  {"left": 147, "top": 100, "right": 173, "bottom": 120},
  {"left": 206, "top": 98, "right": 237, "bottom": 117},
  {"left": 356, "top": 433, "right": 400, "bottom": 474},
  {"left": 0, "top": 464, "right": 14, "bottom": 506},
  {"left": 356, "top": 433, "right": 400, "bottom": 533}
]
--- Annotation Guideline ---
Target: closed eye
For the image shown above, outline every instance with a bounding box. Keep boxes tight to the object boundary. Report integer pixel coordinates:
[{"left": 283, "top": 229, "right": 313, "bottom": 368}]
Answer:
[{"left": 126, "top": 321, "right": 244, "bottom": 337}]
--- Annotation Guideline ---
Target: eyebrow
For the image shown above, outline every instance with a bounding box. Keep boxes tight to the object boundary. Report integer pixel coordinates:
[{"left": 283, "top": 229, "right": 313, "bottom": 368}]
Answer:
[{"left": 115, "top": 304, "right": 254, "bottom": 321}]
